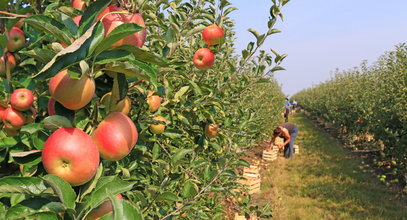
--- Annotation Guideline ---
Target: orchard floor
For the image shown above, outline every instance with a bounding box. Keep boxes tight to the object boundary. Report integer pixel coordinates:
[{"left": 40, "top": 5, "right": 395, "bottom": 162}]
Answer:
[{"left": 251, "top": 113, "right": 407, "bottom": 220}]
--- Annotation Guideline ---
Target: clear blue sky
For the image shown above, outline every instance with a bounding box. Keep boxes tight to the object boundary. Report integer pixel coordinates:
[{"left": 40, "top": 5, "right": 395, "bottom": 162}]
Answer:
[{"left": 229, "top": 0, "right": 407, "bottom": 96}]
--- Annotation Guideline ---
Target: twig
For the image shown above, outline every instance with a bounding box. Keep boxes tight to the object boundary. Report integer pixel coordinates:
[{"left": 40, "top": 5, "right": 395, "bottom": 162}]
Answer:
[{"left": 0, "top": 11, "right": 29, "bottom": 18}]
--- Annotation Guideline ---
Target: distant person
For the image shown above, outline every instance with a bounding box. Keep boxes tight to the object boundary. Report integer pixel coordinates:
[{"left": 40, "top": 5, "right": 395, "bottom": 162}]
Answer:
[
  {"left": 292, "top": 99, "right": 298, "bottom": 113},
  {"left": 268, "top": 122, "right": 299, "bottom": 158},
  {"left": 283, "top": 98, "right": 291, "bottom": 122}
]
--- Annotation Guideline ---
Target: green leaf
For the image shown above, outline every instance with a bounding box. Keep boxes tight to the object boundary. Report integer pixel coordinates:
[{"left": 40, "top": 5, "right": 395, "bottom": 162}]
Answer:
[
  {"left": 173, "top": 86, "right": 189, "bottom": 102},
  {"left": 105, "top": 61, "right": 158, "bottom": 88},
  {"left": 33, "top": 22, "right": 97, "bottom": 80},
  {"left": 10, "top": 150, "right": 42, "bottom": 166},
  {"left": 42, "top": 175, "right": 76, "bottom": 210},
  {"left": 129, "top": 60, "right": 158, "bottom": 89},
  {"left": 247, "top": 28, "right": 260, "bottom": 40},
  {"left": 171, "top": 148, "right": 193, "bottom": 164},
  {"left": 267, "top": 28, "right": 281, "bottom": 35},
  {"left": 79, "top": 163, "right": 103, "bottom": 200},
  {"left": 185, "top": 25, "right": 206, "bottom": 37},
  {"left": 88, "top": 178, "right": 135, "bottom": 209},
  {"left": 110, "top": 194, "right": 143, "bottom": 220},
  {"left": 94, "top": 50, "right": 135, "bottom": 64},
  {"left": 117, "top": 45, "right": 169, "bottom": 67},
  {"left": 94, "top": 23, "right": 143, "bottom": 55},
  {"left": 20, "top": 123, "right": 43, "bottom": 134},
  {"left": 256, "top": 78, "right": 271, "bottom": 83},
  {"left": 0, "top": 33, "right": 7, "bottom": 49},
  {"left": 0, "top": 177, "right": 48, "bottom": 195},
  {"left": 24, "top": 15, "right": 73, "bottom": 45},
  {"left": 182, "top": 181, "right": 198, "bottom": 198},
  {"left": 270, "top": 66, "right": 285, "bottom": 72},
  {"left": 0, "top": 137, "right": 18, "bottom": 148},
  {"left": 163, "top": 129, "right": 183, "bottom": 139},
  {"left": 19, "top": 48, "right": 56, "bottom": 64},
  {"left": 152, "top": 143, "right": 160, "bottom": 160},
  {"left": 78, "top": 0, "right": 111, "bottom": 35},
  {"left": 156, "top": 192, "right": 179, "bottom": 202},
  {"left": 43, "top": 115, "right": 73, "bottom": 131},
  {"left": 188, "top": 79, "right": 202, "bottom": 95},
  {"left": 6, "top": 198, "right": 62, "bottom": 220}
]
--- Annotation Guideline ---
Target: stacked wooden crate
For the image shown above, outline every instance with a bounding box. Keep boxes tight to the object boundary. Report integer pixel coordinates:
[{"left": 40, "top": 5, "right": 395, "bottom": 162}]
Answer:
[
  {"left": 234, "top": 213, "right": 258, "bottom": 220},
  {"left": 294, "top": 144, "right": 300, "bottom": 154},
  {"left": 237, "top": 165, "right": 261, "bottom": 194}
]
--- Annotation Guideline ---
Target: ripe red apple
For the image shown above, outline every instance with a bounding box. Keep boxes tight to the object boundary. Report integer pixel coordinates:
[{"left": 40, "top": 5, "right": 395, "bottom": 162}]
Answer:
[
  {"left": 92, "top": 112, "right": 138, "bottom": 161},
  {"left": 98, "top": 5, "right": 147, "bottom": 48},
  {"left": 7, "top": 27, "right": 26, "bottom": 52},
  {"left": 42, "top": 127, "right": 100, "bottom": 186},
  {"left": 49, "top": 69, "right": 95, "bottom": 110},
  {"left": 146, "top": 91, "right": 161, "bottom": 113},
  {"left": 47, "top": 97, "right": 57, "bottom": 116},
  {"left": 2, "top": 107, "right": 26, "bottom": 130},
  {"left": 71, "top": 0, "right": 86, "bottom": 10},
  {"left": 202, "top": 24, "right": 224, "bottom": 46},
  {"left": 72, "top": 15, "right": 82, "bottom": 26},
  {"left": 100, "top": 92, "right": 131, "bottom": 115},
  {"left": 0, "top": 52, "right": 16, "bottom": 76},
  {"left": 85, "top": 194, "right": 124, "bottom": 220},
  {"left": 205, "top": 123, "right": 219, "bottom": 138},
  {"left": 149, "top": 115, "right": 167, "bottom": 134},
  {"left": 10, "top": 88, "right": 34, "bottom": 111},
  {"left": 193, "top": 48, "right": 215, "bottom": 70}
]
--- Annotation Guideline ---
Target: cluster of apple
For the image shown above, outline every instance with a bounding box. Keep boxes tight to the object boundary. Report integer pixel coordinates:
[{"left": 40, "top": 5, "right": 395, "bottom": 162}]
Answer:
[
  {"left": 0, "top": 24, "right": 26, "bottom": 76},
  {"left": 193, "top": 24, "right": 224, "bottom": 70},
  {"left": 0, "top": 88, "right": 36, "bottom": 136}
]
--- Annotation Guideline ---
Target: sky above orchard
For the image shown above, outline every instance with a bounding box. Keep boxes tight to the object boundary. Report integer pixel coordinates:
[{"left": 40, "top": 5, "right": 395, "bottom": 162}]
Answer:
[{"left": 229, "top": 0, "right": 407, "bottom": 96}]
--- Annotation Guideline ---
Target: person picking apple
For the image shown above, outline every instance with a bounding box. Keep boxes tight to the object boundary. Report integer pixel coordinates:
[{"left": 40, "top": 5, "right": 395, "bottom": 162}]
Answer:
[{"left": 268, "top": 122, "right": 298, "bottom": 158}]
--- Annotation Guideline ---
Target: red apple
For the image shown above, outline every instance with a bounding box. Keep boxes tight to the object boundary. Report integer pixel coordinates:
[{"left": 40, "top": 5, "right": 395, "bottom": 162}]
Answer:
[
  {"left": 47, "top": 97, "right": 56, "bottom": 116},
  {"left": 202, "top": 24, "right": 224, "bottom": 46},
  {"left": 85, "top": 194, "right": 124, "bottom": 220},
  {"left": 100, "top": 92, "right": 131, "bottom": 115},
  {"left": 7, "top": 27, "right": 26, "bottom": 52},
  {"left": 10, "top": 88, "right": 34, "bottom": 111},
  {"left": 149, "top": 115, "right": 167, "bottom": 134},
  {"left": 42, "top": 127, "right": 100, "bottom": 186},
  {"left": 98, "top": 5, "right": 147, "bottom": 48},
  {"left": 146, "top": 91, "right": 161, "bottom": 113},
  {"left": 205, "top": 123, "right": 219, "bottom": 138},
  {"left": 0, "top": 52, "right": 16, "bottom": 76},
  {"left": 49, "top": 69, "right": 95, "bottom": 110},
  {"left": 92, "top": 112, "right": 138, "bottom": 161},
  {"left": 2, "top": 107, "right": 26, "bottom": 130},
  {"left": 71, "top": 0, "right": 86, "bottom": 10},
  {"left": 193, "top": 48, "right": 215, "bottom": 70},
  {"left": 72, "top": 15, "right": 82, "bottom": 26}
]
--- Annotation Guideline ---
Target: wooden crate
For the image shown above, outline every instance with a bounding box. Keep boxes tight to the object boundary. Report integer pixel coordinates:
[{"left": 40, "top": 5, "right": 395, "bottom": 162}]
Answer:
[
  {"left": 263, "top": 149, "right": 278, "bottom": 161},
  {"left": 237, "top": 177, "right": 261, "bottom": 194},
  {"left": 294, "top": 145, "right": 299, "bottom": 154},
  {"left": 243, "top": 165, "right": 260, "bottom": 178},
  {"left": 234, "top": 213, "right": 258, "bottom": 220}
]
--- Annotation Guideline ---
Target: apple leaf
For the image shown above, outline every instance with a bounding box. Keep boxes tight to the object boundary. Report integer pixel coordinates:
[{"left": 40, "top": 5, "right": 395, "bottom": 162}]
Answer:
[
  {"left": 87, "top": 177, "right": 135, "bottom": 209},
  {"left": 20, "top": 123, "right": 43, "bottom": 134},
  {"left": 19, "top": 48, "right": 56, "bottom": 64},
  {"left": 104, "top": 61, "right": 158, "bottom": 89},
  {"left": 42, "top": 175, "right": 76, "bottom": 210},
  {"left": 93, "top": 23, "right": 143, "bottom": 56},
  {"left": 5, "top": 198, "right": 62, "bottom": 220},
  {"left": 0, "top": 177, "right": 48, "bottom": 195},
  {"left": 0, "top": 137, "right": 18, "bottom": 148},
  {"left": 182, "top": 181, "right": 198, "bottom": 198},
  {"left": 10, "top": 150, "right": 42, "bottom": 166},
  {"left": 171, "top": 148, "right": 194, "bottom": 165},
  {"left": 78, "top": 0, "right": 111, "bottom": 35},
  {"left": 116, "top": 45, "right": 169, "bottom": 67},
  {"left": 156, "top": 192, "right": 179, "bottom": 202},
  {"left": 43, "top": 115, "right": 73, "bottom": 131},
  {"left": 24, "top": 15, "right": 73, "bottom": 45},
  {"left": 109, "top": 194, "right": 143, "bottom": 220},
  {"left": 94, "top": 50, "right": 135, "bottom": 64}
]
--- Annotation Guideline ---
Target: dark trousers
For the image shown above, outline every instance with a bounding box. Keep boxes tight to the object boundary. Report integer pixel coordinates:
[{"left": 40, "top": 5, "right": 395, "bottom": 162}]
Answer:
[
  {"left": 284, "top": 109, "right": 290, "bottom": 122},
  {"left": 284, "top": 126, "right": 298, "bottom": 158}
]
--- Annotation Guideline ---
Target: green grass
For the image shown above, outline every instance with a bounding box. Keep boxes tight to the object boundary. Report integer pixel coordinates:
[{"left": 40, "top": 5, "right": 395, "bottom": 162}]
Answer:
[{"left": 253, "top": 113, "right": 407, "bottom": 220}]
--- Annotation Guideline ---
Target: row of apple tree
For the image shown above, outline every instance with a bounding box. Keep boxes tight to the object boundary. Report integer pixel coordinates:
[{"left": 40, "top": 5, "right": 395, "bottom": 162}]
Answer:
[
  {"left": 0, "top": 0, "right": 288, "bottom": 219},
  {"left": 292, "top": 43, "right": 406, "bottom": 188}
]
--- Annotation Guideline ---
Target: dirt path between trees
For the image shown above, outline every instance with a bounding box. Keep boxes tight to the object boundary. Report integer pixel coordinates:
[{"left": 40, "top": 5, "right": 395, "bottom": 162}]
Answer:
[{"left": 250, "top": 113, "right": 406, "bottom": 220}]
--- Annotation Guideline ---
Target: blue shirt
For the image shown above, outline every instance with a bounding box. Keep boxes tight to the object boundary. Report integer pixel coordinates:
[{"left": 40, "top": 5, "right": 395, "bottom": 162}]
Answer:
[{"left": 285, "top": 101, "right": 291, "bottom": 109}]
